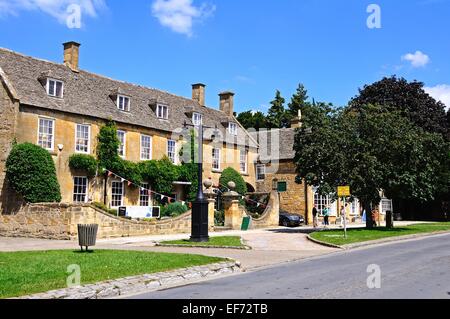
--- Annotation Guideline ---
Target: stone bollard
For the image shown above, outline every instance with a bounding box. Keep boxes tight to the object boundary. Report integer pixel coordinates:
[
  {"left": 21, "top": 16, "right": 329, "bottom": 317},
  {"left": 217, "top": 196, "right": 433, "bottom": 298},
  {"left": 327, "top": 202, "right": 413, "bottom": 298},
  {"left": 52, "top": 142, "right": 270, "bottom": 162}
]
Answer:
[
  {"left": 203, "top": 179, "right": 217, "bottom": 232},
  {"left": 223, "top": 181, "right": 243, "bottom": 230}
]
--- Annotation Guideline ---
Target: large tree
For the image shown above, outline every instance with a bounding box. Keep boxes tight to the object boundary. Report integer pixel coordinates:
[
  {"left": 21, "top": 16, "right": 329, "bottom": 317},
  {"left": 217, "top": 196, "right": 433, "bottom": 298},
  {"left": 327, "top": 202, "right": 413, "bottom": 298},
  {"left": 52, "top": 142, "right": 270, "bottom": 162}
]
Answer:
[
  {"left": 294, "top": 104, "right": 450, "bottom": 228},
  {"left": 266, "top": 90, "right": 289, "bottom": 129},
  {"left": 236, "top": 111, "right": 267, "bottom": 130},
  {"left": 288, "top": 83, "right": 309, "bottom": 119},
  {"left": 350, "top": 76, "right": 449, "bottom": 137}
]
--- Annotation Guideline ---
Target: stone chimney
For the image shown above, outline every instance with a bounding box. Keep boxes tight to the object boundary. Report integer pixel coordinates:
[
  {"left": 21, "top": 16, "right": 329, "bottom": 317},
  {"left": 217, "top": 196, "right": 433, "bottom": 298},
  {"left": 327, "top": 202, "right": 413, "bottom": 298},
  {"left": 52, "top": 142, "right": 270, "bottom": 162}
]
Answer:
[
  {"left": 219, "top": 91, "right": 235, "bottom": 116},
  {"left": 192, "top": 83, "right": 206, "bottom": 106},
  {"left": 63, "top": 41, "right": 81, "bottom": 72}
]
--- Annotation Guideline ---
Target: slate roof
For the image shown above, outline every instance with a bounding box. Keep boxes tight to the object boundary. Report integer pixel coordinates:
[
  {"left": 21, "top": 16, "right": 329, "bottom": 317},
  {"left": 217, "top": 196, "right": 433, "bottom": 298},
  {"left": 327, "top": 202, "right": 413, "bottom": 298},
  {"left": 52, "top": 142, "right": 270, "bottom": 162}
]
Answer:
[
  {"left": 250, "top": 128, "right": 297, "bottom": 161},
  {"left": 0, "top": 47, "right": 257, "bottom": 148}
]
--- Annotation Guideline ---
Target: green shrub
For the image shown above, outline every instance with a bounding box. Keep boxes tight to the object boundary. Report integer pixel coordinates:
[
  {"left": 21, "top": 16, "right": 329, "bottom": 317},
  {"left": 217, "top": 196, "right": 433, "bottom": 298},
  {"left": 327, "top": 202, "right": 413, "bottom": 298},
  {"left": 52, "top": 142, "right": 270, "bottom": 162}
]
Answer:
[
  {"left": 97, "top": 120, "right": 120, "bottom": 170},
  {"left": 111, "top": 158, "right": 143, "bottom": 185},
  {"left": 140, "top": 157, "right": 179, "bottom": 195},
  {"left": 219, "top": 167, "right": 248, "bottom": 195},
  {"left": 177, "top": 162, "right": 198, "bottom": 202},
  {"left": 68, "top": 154, "right": 98, "bottom": 177},
  {"left": 160, "top": 202, "right": 189, "bottom": 218},
  {"left": 92, "top": 202, "right": 118, "bottom": 216},
  {"left": 6, "top": 143, "right": 61, "bottom": 203},
  {"left": 214, "top": 209, "right": 225, "bottom": 226}
]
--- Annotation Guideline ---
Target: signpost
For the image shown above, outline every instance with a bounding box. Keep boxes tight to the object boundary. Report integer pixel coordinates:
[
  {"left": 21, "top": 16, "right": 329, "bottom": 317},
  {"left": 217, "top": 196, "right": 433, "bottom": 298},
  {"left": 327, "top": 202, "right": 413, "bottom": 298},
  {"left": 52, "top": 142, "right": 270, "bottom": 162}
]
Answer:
[{"left": 337, "top": 186, "right": 351, "bottom": 239}]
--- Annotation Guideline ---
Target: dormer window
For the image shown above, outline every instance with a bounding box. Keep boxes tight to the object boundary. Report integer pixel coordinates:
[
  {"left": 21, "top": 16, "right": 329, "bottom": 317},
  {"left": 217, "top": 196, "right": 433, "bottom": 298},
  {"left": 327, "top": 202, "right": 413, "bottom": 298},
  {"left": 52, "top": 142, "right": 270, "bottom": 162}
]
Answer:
[
  {"left": 46, "top": 78, "right": 63, "bottom": 98},
  {"left": 157, "top": 104, "right": 169, "bottom": 119},
  {"left": 192, "top": 112, "right": 203, "bottom": 126},
  {"left": 228, "top": 122, "right": 238, "bottom": 136},
  {"left": 117, "top": 95, "right": 130, "bottom": 112}
]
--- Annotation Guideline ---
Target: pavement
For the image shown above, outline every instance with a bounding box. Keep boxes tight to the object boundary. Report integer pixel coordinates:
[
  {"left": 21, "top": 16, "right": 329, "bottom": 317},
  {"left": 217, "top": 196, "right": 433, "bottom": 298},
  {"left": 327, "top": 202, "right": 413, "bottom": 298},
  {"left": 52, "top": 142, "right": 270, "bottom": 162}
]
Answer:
[
  {"left": 0, "top": 221, "right": 428, "bottom": 271},
  {"left": 130, "top": 232, "right": 450, "bottom": 299}
]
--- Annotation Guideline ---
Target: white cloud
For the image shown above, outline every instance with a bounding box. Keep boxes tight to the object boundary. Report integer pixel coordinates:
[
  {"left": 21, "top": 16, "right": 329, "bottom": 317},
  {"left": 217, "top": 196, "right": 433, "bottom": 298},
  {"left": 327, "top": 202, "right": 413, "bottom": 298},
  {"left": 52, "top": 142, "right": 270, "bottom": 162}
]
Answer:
[
  {"left": 401, "top": 51, "right": 431, "bottom": 68},
  {"left": 152, "top": 0, "right": 215, "bottom": 37},
  {"left": 0, "top": 0, "right": 105, "bottom": 24},
  {"left": 425, "top": 84, "right": 450, "bottom": 110}
]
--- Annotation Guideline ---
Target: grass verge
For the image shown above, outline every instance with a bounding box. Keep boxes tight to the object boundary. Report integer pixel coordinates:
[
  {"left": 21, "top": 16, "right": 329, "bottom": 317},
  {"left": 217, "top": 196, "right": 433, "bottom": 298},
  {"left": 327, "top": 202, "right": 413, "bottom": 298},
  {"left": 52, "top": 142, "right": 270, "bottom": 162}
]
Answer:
[
  {"left": 310, "top": 222, "right": 450, "bottom": 246},
  {"left": 0, "top": 250, "right": 224, "bottom": 299},
  {"left": 160, "top": 236, "right": 244, "bottom": 248}
]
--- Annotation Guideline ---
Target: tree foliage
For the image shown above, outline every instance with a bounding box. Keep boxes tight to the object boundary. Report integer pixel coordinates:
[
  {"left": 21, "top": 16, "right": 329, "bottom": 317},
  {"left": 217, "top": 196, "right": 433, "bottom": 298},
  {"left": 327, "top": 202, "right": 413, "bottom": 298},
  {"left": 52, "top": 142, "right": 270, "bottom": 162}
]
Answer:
[
  {"left": 68, "top": 154, "right": 98, "bottom": 177},
  {"left": 139, "top": 157, "right": 180, "bottom": 195},
  {"left": 236, "top": 111, "right": 267, "bottom": 130},
  {"left": 266, "top": 90, "right": 289, "bottom": 129},
  {"left": 350, "top": 76, "right": 449, "bottom": 137},
  {"left": 294, "top": 104, "right": 450, "bottom": 210},
  {"left": 219, "top": 167, "right": 248, "bottom": 195},
  {"left": 97, "top": 120, "right": 121, "bottom": 170},
  {"left": 6, "top": 143, "right": 62, "bottom": 203}
]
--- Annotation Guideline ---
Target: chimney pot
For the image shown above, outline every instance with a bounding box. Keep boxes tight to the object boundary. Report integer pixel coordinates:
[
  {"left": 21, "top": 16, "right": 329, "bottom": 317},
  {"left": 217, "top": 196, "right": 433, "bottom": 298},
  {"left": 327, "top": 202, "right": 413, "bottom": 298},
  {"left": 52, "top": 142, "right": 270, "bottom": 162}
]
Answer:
[
  {"left": 192, "top": 83, "right": 206, "bottom": 106},
  {"left": 219, "top": 91, "right": 235, "bottom": 116},
  {"left": 63, "top": 41, "right": 81, "bottom": 72}
]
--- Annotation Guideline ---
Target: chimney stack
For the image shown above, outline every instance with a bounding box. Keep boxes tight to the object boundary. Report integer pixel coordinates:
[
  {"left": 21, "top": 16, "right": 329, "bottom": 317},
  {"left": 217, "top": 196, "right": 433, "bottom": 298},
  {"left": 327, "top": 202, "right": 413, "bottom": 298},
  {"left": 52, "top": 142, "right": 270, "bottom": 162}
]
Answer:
[
  {"left": 63, "top": 41, "right": 80, "bottom": 72},
  {"left": 219, "top": 91, "right": 235, "bottom": 116},
  {"left": 192, "top": 83, "right": 206, "bottom": 106}
]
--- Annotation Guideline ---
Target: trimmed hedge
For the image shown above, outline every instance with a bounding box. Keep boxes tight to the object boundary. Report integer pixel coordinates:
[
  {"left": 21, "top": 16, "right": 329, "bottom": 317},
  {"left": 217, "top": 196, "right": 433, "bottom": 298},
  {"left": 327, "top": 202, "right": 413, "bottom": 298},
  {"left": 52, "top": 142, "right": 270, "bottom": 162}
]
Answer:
[
  {"left": 6, "top": 143, "right": 61, "bottom": 203},
  {"left": 219, "top": 167, "right": 248, "bottom": 195},
  {"left": 161, "top": 202, "right": 189, "bottom": 218},
  {"left": 68, "top": 154, "right": 98, "bottom": 177}
]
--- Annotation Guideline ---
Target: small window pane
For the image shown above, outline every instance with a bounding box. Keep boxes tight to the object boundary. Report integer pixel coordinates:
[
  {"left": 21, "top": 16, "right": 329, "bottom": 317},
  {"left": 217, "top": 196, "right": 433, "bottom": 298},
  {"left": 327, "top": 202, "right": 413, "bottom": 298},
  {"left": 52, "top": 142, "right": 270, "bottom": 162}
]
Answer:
[
  {"left": 212, "top": 148, "right": 221, "bottom": 171},
  {"left": 73, "top": 177, "right": 88, "bottom": 203},
  {"left": 38, "top": 118, "right": 54, "bottom": 150},
  {"left": 167, "top": 140, "right": 176, "bottom": 163},
  {"left": 76, "top": 124, "right": 90, "bottom": 153},
  {"left": 140, "top": 183, "right": 151, "bottom": 207},
  {"left": 256, "top": 165, "right": 265, "bottom": 181},
  {"left": 117, "top": 131, "right": 126, "bottom": 157},
  {"left": 111, "top": 181, "right": 124, "bottom": 208},
  {"left": 141, "top": 135, "right": 152, "bottom": 160}
]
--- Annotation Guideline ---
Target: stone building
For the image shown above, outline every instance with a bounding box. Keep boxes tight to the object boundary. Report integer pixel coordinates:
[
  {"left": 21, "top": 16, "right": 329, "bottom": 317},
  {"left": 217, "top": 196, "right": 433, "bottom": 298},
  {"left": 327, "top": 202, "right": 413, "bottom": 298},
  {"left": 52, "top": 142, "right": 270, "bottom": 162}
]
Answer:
[
  {"left": 252, "top": 118, "right": 393, "bottom": 225},
  {"left": 0, "top": 42, "right": 259, "bottom": 214}
]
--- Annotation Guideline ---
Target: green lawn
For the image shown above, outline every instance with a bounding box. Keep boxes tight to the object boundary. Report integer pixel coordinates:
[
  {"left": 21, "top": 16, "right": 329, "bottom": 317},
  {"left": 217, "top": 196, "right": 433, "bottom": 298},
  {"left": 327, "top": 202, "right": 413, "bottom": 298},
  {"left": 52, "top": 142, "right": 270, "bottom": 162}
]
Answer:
[
  {"left": 161, "top": 236, "right": 244, "bottom": 247},
  {"left": 0, "top": 250, "right": 224, "bottom": 299},
  {"left": 310, "top": 222, "right": 450, "bottom": 246}
]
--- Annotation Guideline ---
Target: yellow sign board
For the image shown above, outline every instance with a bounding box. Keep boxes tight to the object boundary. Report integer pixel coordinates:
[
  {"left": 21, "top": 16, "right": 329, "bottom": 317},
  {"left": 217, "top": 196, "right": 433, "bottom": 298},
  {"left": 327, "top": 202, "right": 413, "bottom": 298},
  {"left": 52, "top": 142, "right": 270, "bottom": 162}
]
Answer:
[{"left": 337, "top": 186, "right": 351, "bottom": 197}]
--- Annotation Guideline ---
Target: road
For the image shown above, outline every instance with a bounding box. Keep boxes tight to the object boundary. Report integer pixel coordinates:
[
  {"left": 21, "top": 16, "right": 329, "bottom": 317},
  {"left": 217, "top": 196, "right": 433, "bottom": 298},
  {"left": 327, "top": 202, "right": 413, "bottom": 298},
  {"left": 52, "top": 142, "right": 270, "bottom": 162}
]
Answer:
[{"left": 131, "top": 233, "right": 450, "bottom": 299}]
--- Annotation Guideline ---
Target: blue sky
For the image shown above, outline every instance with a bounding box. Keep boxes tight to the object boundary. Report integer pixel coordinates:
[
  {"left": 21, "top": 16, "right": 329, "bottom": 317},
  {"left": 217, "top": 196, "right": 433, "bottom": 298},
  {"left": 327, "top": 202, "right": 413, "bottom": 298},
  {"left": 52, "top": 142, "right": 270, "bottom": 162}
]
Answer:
[{"left": 0, "top": 0, "right": 449, "bottom": 113}]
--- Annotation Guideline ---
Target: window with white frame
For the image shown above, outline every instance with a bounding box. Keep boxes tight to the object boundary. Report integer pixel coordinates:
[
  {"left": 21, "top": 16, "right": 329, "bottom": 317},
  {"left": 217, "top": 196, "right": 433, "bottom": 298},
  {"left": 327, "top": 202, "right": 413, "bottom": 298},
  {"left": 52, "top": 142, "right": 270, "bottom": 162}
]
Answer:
[
  {"left": 240, "top": 149, "right": 248, "bottom": 174},
  {"left": 46, "top": 78, "right": 63, "bottom": 98},
  {"left": 212, "top": 148, "right": 221, "bottom": 171},
  {"left": 228, "top": 122, "right": 238, "bottom": 136},
  {"left": 140, "top": 183, "right": 151, "bottom": 207},
  {"left": 167, "top": 139, "right": 177, "bottom": 164},
  {"left": 117, "top": 130, "right": 126, "bottom": 157},
  {"left": 38, "top": 118, "right": 55, "bottom": 150},
  {"left": 117, "top": 95, "right": 130, "bottom": 112},
  {"left": 256, "top": 164, "right": 266, "bottom": 181},
  {"left": 157, "top": 104, "right": 169, "bottom": 119},
  {"left": 140, "top": 135, "right": 152, "bottom": 160},
  {"left": 75, "top": 124, "right": 90, "bottom": 153},
  {"left": 111, "top": 181, "right": 124, "bottom": 208},
  {"left": 313, "top": 189, "right": 331, "bottom": 215},
  {"left": 192, "top": 112, "right": 202, "bottom": 126},
  {"left": 73, "top": 177, "right": 88, "bottom": 203}
]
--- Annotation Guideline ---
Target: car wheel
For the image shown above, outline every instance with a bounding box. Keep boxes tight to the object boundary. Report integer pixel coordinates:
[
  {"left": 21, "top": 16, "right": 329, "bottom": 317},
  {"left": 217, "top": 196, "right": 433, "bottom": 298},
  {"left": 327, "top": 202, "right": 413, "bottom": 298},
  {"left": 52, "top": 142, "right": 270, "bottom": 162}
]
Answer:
[{"left": 282, "top": 220, "right": 289, "bottom": 227}]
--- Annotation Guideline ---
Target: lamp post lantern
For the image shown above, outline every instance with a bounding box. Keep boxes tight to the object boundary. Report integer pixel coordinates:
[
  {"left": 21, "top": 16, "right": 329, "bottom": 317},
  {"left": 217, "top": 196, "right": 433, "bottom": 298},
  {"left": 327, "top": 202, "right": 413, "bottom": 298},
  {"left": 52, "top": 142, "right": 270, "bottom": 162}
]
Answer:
[{"left": 184, "top": 122, "right": 217, "bottom": 242}]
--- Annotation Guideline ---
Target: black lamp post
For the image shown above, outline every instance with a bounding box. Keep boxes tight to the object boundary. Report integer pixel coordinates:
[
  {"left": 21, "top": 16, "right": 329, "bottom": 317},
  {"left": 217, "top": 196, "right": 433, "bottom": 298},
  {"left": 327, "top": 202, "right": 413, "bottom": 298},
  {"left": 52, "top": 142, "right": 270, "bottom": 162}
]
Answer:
[{"left": 183, "top": 121, "right": 217, "bottom": 242}]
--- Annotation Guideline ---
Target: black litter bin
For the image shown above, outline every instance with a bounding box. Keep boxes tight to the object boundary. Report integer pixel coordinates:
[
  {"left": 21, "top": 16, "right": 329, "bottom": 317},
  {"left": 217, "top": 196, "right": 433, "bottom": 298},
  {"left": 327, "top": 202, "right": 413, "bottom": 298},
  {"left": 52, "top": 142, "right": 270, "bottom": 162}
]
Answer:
[
  {"left": 78, "top": 224, "right": 98, "bottom": 251},
  {"left": 386, "top": 211, "right": 394, "bottom": 229}
]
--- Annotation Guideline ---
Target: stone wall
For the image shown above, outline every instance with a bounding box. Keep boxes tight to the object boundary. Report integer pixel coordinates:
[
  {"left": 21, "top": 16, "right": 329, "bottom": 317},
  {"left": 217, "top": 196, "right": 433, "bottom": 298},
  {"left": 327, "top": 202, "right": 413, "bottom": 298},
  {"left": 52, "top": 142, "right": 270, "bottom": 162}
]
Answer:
[
  {"left": 0, "top": 203, "right": 192, "bottom": 240},
  {"left": 0, "top": 71, "right": 20, "bottom": 215},
  {"left": 251, "top": 191, "right": 280, "bottom": 229},
  {"left": 256, "top": 160, "right": 311, "bottom": 220}
]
